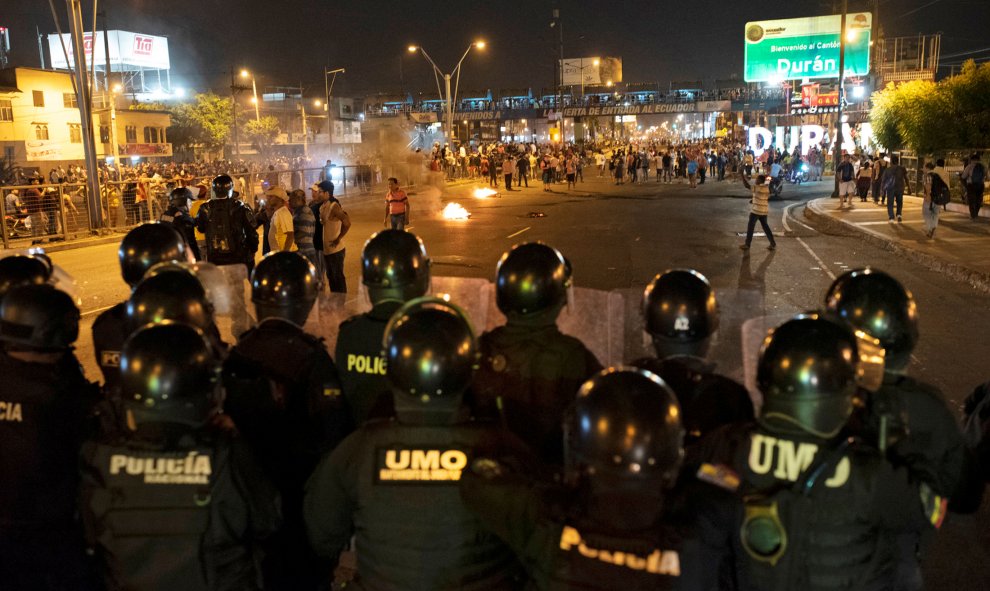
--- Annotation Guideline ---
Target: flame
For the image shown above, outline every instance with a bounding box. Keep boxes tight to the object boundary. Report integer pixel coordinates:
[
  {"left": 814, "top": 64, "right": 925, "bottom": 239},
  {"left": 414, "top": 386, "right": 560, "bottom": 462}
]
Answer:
[
  {"left": 472, "top": 187, "right": 498, "bottom": 199},
  {"left": 442, "top": 202, "right": 471, "bottom": 220}
]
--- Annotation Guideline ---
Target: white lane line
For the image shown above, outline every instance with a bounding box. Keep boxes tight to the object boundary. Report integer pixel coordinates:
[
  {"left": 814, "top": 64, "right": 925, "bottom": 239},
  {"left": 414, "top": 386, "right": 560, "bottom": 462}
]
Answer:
[
  {"left": 81, "top": 304, "right": 116, "bottom": 317},
  {"left": 782, "top": 203, "right": 815, "bottom": 233},
  {"left": 506, "top": 226, "right": 531, "bottom": 239},
  {"left": 797, "top": 237, "right": 837, "bottom": 281}
]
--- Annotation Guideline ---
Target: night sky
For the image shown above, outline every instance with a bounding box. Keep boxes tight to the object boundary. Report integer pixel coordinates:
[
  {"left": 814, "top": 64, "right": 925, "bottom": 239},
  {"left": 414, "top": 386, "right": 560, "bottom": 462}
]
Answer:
[{"left": 3, "top": 0, "right": 988, "bottom": 99}]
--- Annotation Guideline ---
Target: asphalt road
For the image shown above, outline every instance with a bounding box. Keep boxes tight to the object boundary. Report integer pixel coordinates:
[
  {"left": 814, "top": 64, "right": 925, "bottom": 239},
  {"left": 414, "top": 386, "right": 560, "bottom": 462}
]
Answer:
[{"left": 48, "top": 172, "right": 990, "bottom": 589}]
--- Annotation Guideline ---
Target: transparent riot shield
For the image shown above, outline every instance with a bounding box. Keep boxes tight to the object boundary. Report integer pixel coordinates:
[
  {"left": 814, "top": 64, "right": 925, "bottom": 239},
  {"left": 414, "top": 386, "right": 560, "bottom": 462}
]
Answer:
[
  {"left": 430, "top": 275, "right": 494, "bottom": 336},
  {"left": 739, "top": 312, "right": 797, "bottom": 414},
  {"left": 306, "top": 290, "right": 367, "bottom": 354}
]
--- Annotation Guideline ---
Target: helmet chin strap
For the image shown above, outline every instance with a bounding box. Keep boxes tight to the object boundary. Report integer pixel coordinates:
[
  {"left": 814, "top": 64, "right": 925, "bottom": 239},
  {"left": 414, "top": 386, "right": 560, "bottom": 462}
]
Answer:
[{"left": 759, "top": 411, "right": 844, "bottom": 440}]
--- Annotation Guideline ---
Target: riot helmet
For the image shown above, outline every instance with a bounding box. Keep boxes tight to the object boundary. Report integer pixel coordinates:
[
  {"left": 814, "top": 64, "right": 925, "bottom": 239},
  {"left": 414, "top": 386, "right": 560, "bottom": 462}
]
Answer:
[
  {"left": 361, "top": 230, "right": 431, "bottom": 303},
  {"left": 0, "top": 254, "right": 52, "bottom": 302},
  {"left": 564, "top": 367, "right": 685, "bottom": 530},
  {"left": 495, "top": 242, "right": 570, "bottom": 316},
  {"left": 757, "top": 313, "right": 881, "bottom": 439},
  {"left": 251, "top": 251, "right": 318, "bottom": 326},
  {"left": 643, "top": 268, "right": 719, "bottom": 358},
  {"left": 383, "top": 297, "right": 478, "bottom": 405},
  {"left": 824, "top": 268, "right": 919, "bottom": 371},
  {"left": 118, "top": 223, "right": 188, "bottom": 287},
  {"left": 212, "top": 174, "right": 234, "bottom": 199},
  {"left": 126, "top": 268, "right": 216, "bottom": 335},
  {"left": 120, "top": 322, "right": 221, "bottom": 428},
  {"left": 0, "top": 284, "right": 79, "bottom": 352},
  {"left": 169, "top": 186, "right": 193, "bottom": 210}
]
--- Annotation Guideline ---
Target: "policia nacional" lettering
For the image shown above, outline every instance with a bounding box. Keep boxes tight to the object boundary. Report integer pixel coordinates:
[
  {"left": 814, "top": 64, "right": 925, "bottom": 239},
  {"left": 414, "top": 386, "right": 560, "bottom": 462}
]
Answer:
[
  {"left": 0, "top": 401, "right": 23, "bottom": 422},
  {"left": 559, "top": 525, "right": 681, "bottom": 576},
  {"left": 347, "top": 354, "right": 386, "bottom": 375},
  {"left": 110, "top": 452, "right": 212, "bottom": 485},
  {"left": 378, "top": 448, "right": 468, "bottom": 482}
]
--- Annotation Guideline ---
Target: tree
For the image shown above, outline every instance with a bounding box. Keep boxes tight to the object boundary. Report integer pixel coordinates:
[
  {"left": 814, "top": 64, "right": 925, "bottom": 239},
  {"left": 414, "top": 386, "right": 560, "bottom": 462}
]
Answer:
[
  {"left": 244, "top": 116, "right": 281, "bottom": 159},
  {"left": 129, "top": 92, "right": 232, "bottom": 154}
]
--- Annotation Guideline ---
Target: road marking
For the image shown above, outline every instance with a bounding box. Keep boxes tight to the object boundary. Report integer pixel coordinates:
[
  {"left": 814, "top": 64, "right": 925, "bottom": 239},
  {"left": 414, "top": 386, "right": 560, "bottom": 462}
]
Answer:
[
  {"left": 855, "top": 220, "right": 922, "bottom": 226},
  {"left": 506, "top": 226, "right": 531, "bottom": 239},
  {"left": 81, "top": 304, "right": 116, "bottom": 317},
  {"left": 796, "top": 237, "right": 836, "bottom": 281},
  {"left": 782, "top": 203, "right": 815, "bottom": 233}
]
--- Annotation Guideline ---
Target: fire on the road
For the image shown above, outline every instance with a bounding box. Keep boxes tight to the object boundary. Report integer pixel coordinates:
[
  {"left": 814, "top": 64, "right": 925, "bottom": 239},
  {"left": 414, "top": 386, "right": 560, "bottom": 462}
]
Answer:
[
  {"left": 472, "top": 187, "right": 498, "bottom": 199},
  {"left": 442, "top": 202, "right": 472, "bottom": 220}
]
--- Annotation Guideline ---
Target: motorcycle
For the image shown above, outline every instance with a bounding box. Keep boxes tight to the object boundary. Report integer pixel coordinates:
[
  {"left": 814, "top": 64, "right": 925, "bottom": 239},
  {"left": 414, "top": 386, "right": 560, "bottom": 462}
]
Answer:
[
  {"left": 769, "top": 171, "right": 784, "bottom": 199},
  {"left": 4, "top": 212, "right": 32, "bottom": 239},
  {"left": 789, "top": 163, "right": 810, "bottom": 185}
]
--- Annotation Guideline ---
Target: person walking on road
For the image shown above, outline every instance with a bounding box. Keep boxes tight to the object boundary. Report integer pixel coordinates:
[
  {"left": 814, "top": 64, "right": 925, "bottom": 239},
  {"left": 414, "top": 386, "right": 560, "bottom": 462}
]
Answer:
[
  {"left": 516, "top": 153, "right": 529, "bottom": 188},
  {"left": 837, "top": 153, "right": 857, "bottom": 209},
  {"left": 881, "top": 155, "right": 912, "bottom": 223},
  {"left": 503, "top": 154, "right": 516, "bottom": 191},
  {"left": 925, "top": 159, "right": 953, "bottom": 239},
  {"left": 740, "top": 172, "right": 777, "bottom": 250},
  {"left": 961, "top": 152, "right": 986, "bottom": 219}
]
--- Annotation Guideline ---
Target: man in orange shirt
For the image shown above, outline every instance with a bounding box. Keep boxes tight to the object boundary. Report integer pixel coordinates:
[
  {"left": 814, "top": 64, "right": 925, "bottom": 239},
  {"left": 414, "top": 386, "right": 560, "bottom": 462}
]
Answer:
[{"left": 383, "top": 177, "right": 409, "bottom": 231}]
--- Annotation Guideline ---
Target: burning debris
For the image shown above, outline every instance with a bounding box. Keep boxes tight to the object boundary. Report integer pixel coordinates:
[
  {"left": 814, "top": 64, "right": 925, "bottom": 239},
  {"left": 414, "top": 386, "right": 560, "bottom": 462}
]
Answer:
[
  {"left": 472, "top": 187, "right": 499, "bottom": 199},
  {"left": 442, "top": 202, "right": 472, "bottom": 220}
]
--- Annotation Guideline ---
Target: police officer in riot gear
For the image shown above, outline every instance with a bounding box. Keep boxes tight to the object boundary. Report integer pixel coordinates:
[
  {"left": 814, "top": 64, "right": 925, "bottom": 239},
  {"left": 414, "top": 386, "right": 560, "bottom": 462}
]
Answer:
[
  {"left": 126, "top": 266, "right": 228, "bottom": 354},
  {"left": 825, "top": 268, "right": 979, "bottom": 589},
  {"left": 462, "top": 367, "right": 729, "bottom": 590},
  {"left": 471, "top": 242, "right": 602, "bottom": 464},
  {"left": 0, "top": 253, "right": 52, "bottom": 301},
  {"left": 80, "top": 322, "right": 280, "bottom": 590},
  {"left": 160, "top": 186, "right": 202, "bottom": 261},
  {"left": 195, "top": 174, "right": 259, "bottom": 273},
  {"left": 223, "top": 251, "right": 351, "bottom": 589},
  {"left": 305, "top": 298, "right": 523, "bottom": 590},
  {"left": 92, "top": 223, "right": 189, "bottom": 393},
  {"left": 633, "top": 269, "right": 754, "bottom": 445},
  {"left": 696, "top": 313, "right": 938, "bottom": 590},
  {"left": 335, "top": 229, "right": 431, "bottom": 424},
  {"left": 0, "top": 284, "right": 100, "bottom": 588}
]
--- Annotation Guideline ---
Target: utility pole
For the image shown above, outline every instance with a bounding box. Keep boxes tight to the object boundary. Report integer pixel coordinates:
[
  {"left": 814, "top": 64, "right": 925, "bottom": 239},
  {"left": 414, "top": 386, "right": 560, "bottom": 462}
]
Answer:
[
  {"left": 300, "top": 102, "right": 308, "bottom": 159},
  {"left": 324, "top": 67, "right": 345, "bottom": 159},
  {"left": 66, "top": 0, "right": 103, "bottom": 230},
  {"left": 831, "top": 1, "right": 847, "bottom": 198},
  {"left": 230, "top": 68, "right": 241, "bottom": 159},
  {"left": 36, "top": 26, "right": 45, "bottom": 69},
  {"left": 100, "top": 12, "right": 118, "bottom": 171}
]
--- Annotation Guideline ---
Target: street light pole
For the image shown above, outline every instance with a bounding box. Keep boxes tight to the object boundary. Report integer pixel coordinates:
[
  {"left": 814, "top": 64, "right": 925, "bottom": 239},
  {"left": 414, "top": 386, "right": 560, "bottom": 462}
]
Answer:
[
  {"left": 65, "top": 0, "right": 103, "bottom": 229},
  {"left": 324, "top": 67, "right": 345, "bottom": 159},
  {"left": 251, "top": 76, "right": 260, "bottom": 121},
  {"left": 832, "top": 1, "right": 848, "bottom": 198},
  {"left": 229, "top": 69, "right": 241, "bottom": 159},
  {"left": 409, "top": 42, "right": 485, "bottom": 143}
]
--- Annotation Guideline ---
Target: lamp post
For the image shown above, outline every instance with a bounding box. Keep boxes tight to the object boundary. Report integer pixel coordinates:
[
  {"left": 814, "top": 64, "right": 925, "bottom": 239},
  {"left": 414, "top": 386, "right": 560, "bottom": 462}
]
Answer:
[
  {"left": 408, "top": 41, "right": 485, "bottom": 143},
  {"left": 323, "top": 67, "right": 345, "bottom": 158},
  {"left": 561, "top": 57, "right": 599, "bottom": 99},
  {"left": 241, "top": 69, "right": 260, "bottom": 122},
  {"left": 832, "top": 0, "right": 848, "bottom": 199}
]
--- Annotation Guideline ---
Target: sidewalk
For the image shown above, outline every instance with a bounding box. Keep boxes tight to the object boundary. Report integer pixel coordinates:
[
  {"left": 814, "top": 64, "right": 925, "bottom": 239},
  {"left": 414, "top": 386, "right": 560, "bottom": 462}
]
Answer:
[{"left": 804, "top": 194, "right": 990, "bottom": 293}]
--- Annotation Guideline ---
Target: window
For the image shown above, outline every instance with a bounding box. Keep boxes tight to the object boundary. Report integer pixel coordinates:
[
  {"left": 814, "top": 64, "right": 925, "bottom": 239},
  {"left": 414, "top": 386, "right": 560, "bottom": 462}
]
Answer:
[
  {"left": 99, "top": 125, "right": 110, "bottom": 143},
  {"left": 144, "top": 126, "right": 163, "bottom": 143},
  {"left": 68, "top": 123, "right": 82, "bottom": 143},
  {"left": 34, "top": 124, "right": 49, "bottom": 140},
  {"left": 33, "top": 90, "right": 44, "bottom": 107},
  {"left": 125, "top": 125, "right": 136, "bottom": 143},
  {"left": 63, "top": 93, "right": 78, "bottom": 108},
  {"left": 0, "top": 99, "right": 12, "bottom": 122}
]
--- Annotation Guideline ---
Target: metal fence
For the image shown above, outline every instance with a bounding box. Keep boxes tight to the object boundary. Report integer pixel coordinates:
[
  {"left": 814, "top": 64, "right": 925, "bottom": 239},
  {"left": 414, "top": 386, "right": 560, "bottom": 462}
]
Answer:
[
  {"left": 1, "top": 161, "right": 426, "bottom": 249},
  {"left": 896, "top": 149, "right": 990, "bottom": 205}
]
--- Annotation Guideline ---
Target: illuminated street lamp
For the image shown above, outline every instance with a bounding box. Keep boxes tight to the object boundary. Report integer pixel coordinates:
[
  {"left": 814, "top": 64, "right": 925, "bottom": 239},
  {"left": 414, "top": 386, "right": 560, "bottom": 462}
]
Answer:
[
  {"left": 408, "top": 40, "right": 486, "bottom": 142},
  {"left": 240, "top": 69, "right": 260, "bottom": 121}
]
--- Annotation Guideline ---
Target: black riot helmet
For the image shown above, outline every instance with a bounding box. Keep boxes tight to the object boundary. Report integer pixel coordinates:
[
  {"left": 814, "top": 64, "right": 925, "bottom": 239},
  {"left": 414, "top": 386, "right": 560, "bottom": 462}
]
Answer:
[
  {"left": 118, "top": 223, "right": 188, "bottom": 288},
  {"left": 120, "top": 322, "right": 221, "bottom": 428},
  {"left": 565, "top": 367, "right": 684, "bottom": 486},
  {"left": 169, "top": 186, "right": 193, "bottom": 209},
  {"left": 383, "top": 297, "right": 478, "bottom": 406},
  {"left": 0, "top": 254, "right": 52, "bottom": 302},
  {"left": 824, "top": 268, "right": 919, "bottom": 371},
  {"left": 251, "top": 251, "right": 318, "bottom": 326},
  {"left": 757, "top": 313, "right": 876, "bottom": 439},
  {"left": 495, "top": 242, "right": 571, "bottom": 317},
  {"left": 361, "top": 230, "right": 431, "bottom": 304},
  {"left": 0, "top": 284, "right": 79, "bottom": 352},
  {"left": 643, "top": 269, "right": 719, "bottom": 358},
  {"left": 212, "top": 174, "right": 234, "bottom": 199},
  {"left": 126, "top": 268, "right": 216, "bottom": 335}
]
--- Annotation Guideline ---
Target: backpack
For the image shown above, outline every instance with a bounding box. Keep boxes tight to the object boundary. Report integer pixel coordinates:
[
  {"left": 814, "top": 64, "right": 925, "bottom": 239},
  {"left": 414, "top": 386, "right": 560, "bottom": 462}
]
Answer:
[
  {"left": 930, "top": 172, "right": 951, "bottom": 206},
  {"left": 969, "top": 162, "right": 985, "bottom": 187},
  {"left": 205, "top": 199, "right": 240, "bottom": 258}
]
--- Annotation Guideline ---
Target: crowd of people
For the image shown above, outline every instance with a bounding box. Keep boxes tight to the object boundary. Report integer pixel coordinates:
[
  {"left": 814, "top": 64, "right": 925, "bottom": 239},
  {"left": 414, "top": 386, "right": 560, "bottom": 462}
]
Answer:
[{"left": 1, "top": 169, "right": 989, "bottom": 588}]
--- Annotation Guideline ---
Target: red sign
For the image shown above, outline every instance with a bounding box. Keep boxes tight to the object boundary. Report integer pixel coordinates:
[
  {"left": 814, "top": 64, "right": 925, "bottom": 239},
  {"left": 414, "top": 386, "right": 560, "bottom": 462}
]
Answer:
[
  {"left": 119, "top": 143, "right": 173, "bottom": 157},
  {"left": 133, "top": 35, "right": 153, "bottom": 56},
  {"left": 801, "top": 84, "right": 838, "bottom": 107}
]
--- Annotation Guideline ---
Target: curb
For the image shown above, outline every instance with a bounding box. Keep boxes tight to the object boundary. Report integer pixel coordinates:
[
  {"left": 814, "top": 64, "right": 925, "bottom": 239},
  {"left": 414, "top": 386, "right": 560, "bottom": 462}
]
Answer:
[{"left": 803, "top": 198, "right": 990, "bottom": 295}]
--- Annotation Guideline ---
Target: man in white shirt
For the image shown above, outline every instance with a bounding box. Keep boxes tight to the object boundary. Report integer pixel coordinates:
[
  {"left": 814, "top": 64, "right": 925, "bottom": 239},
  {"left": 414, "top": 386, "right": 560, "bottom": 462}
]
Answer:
[{"left": 265, "top": 187, "right": 295, "bottom": 252}]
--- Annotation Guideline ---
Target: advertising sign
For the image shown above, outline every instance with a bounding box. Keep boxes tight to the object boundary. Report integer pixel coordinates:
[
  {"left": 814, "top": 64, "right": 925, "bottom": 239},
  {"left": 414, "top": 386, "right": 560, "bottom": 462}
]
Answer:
[
  {"left": 744, "top": 13, "right": 871, "bottom": 82},
  {"left": 48, "top": 30, "right": 170, "bottom": 71},
  {"left": 25, "top": 139, "right": 84, "bottom": 162},
  {"left": 560, "top": 56, "right": 622, "bottom": 86},
  {"left": 119, "top": 143, "right": 173, "bottom": 157}
]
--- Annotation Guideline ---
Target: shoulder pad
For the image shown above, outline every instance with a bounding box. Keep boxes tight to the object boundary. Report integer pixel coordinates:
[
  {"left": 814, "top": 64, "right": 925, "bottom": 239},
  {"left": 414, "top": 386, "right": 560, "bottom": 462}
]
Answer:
[
  {"left": 470, "top": 457, "right": 506, "bottom": 480},
  {"left": 696, "top": 462, "right": 741, "bottom": 492}
]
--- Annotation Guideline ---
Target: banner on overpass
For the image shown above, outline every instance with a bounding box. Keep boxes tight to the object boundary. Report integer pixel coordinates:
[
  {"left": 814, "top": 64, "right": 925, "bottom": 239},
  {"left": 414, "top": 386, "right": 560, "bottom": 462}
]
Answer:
[{"left": 557, "top": 102, "right": 729, "bottom": 117}]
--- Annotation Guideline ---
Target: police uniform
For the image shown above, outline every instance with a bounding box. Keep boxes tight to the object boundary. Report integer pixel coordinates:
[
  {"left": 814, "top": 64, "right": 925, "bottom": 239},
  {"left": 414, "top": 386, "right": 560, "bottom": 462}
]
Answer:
[
  {"left": 0, "top": 351, "right": 100, "bottom": 588},
  {"left": 335, "top": 300, "right": 404, "bottom": 424},
  {"left": 632, "top": 355, "right": 754, "bottom": 444},
  {"left": 80, "top": 429, "right": 281, "bottom": 590},
  {"left": 91, "top": 302, "right": 128, "bottom": 393},
  {"left": 471, "top": 320, "right": 602, "bottom": 464},
  {"left": 195, "top": 196, "right": 258, "bottom": 271},
  {"left": 696, "top": 423, "right": 938, "bottom": 590},
  {"left": 304, "top": 412, "right": 523, "bottom": 591},
  {"left": 224, "top": 317, "right": 352, "bottom": 589},
  {"left": 160, "top": 205, "right": 202, "bottom": 261}
]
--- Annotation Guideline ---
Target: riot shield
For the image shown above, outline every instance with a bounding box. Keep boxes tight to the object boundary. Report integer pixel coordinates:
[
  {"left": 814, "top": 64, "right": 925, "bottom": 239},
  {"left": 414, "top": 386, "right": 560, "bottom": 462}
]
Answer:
[
  {"left": 430, "top": 275, "right": 493, "bottom": 337},
  {"left": 739, "top": 312, "right": 797, "bottom": 414},
  {"left": 306, "top": 290, "right": 366, "bottom": 354},
  {"left": 0, "top": 248, "right": 81, "bottom": 306}
]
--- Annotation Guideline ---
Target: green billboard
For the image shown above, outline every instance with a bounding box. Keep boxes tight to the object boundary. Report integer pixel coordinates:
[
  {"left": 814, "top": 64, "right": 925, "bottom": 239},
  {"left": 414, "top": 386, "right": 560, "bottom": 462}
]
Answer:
[{"left": 744, "top": 13, "right": 872, "bottom": 83}]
